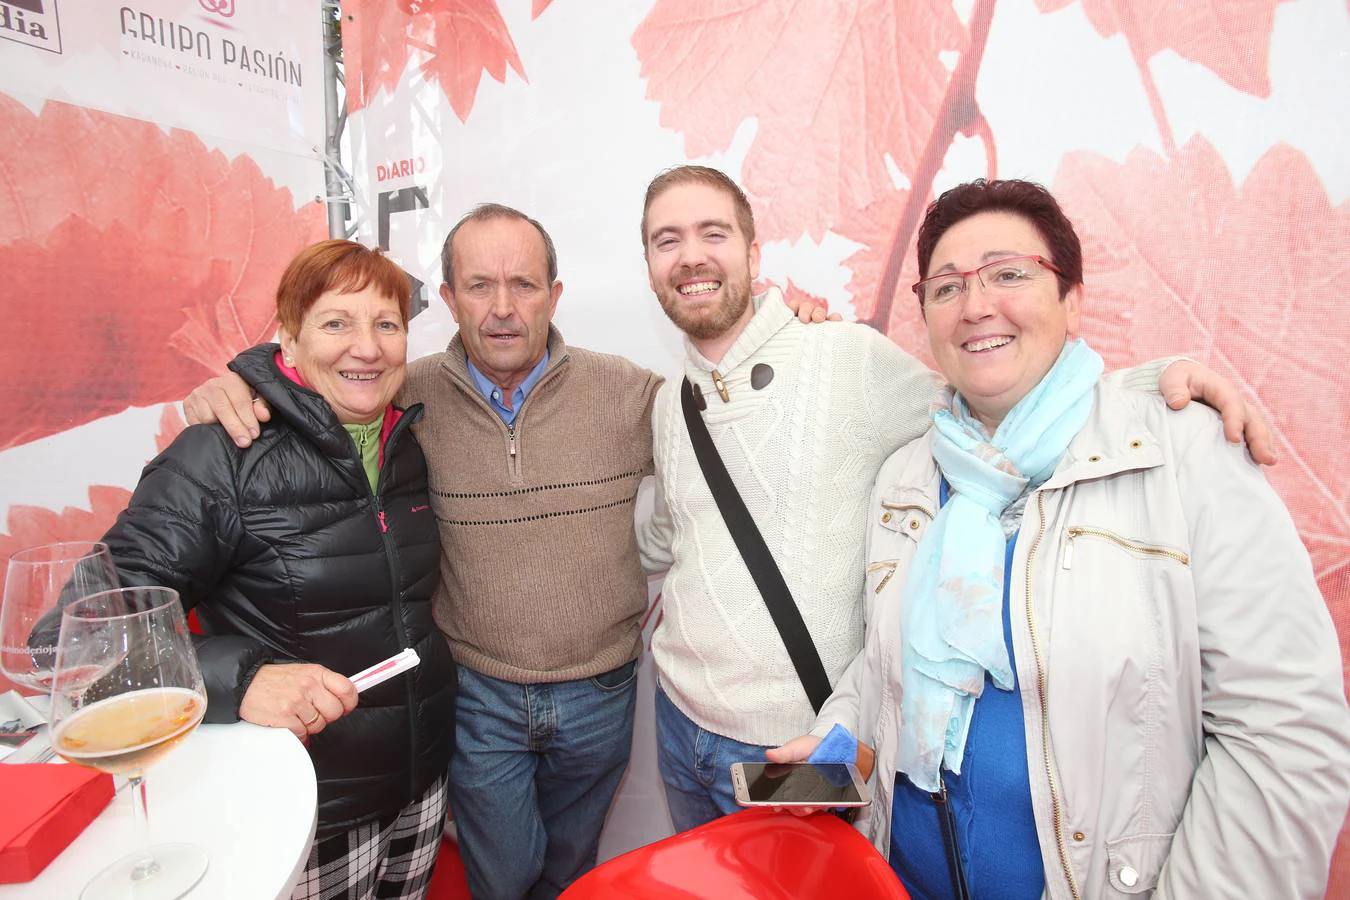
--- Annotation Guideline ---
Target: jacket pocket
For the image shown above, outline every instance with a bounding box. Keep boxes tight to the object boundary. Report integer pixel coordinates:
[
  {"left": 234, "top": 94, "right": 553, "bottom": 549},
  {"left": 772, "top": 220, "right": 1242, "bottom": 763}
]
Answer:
[
  {"left": 1104, "top": 832, "right": 1175, "bottom": 895},
  {"left": 866, "top": 560, "right": 898, "bottom": 595},
  {"left": 1061, "top": 525, "right": 1190, "bottom": 570},
  {"left": 878, "top": 498, "right": 933, "bottom": 542},
  {"left": 867, "top": 492, "right": 933, "bottom": 596}
]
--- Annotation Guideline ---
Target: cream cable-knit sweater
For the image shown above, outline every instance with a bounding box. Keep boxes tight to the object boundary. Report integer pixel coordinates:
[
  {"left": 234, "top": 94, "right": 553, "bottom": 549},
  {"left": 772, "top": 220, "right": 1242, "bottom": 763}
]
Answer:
[
  {"left": 639, "top": 289, "right": 1176, "bottom": 746},
  {"left": 640, "top": 289, "right": 940, "bottom": 745}
]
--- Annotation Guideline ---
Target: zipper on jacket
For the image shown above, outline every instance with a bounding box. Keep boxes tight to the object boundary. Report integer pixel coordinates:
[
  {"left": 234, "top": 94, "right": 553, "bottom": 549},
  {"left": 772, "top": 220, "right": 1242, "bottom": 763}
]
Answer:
[
  {"left": 867, "top": 561, "right": 897, "bottom": 594},
  {"left": 1027, "top": 492, "right": 1081, "bottom": 900},
  {"left": 371, "top": 424, "right": 413, "bottom": 654},
  {"left": 879, "top": 499, "right": 937, "bottom": 519},
  {"left": 372, "top": 411, "right": 419, "bottom": 798},
  {"left": 1060, "top": 525, "right": 1190, "bottom": 570}
]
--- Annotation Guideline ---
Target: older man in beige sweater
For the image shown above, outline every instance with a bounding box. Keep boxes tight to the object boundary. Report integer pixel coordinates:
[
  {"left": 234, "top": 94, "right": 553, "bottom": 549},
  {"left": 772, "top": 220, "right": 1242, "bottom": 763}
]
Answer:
[
  {"left": 406, "top": 205, "right": 660, "bottom": 900},
  {"left": 184, "top": 204, "right": 661, "bottom": 900}
]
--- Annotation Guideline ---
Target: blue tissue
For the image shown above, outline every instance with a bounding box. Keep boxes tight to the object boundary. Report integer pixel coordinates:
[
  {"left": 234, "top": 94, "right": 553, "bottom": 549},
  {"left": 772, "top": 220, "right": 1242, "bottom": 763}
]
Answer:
[
  {"left": 808, "top": 724, "right": 859, "bottom": 787},
  {"left": 808, "top": 723, "right": 859, "bottom": 764}
]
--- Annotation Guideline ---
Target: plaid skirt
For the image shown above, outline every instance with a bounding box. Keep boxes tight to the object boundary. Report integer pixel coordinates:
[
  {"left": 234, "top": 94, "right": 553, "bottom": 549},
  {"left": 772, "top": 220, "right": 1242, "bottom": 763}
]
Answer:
[{"left": 291, "top": 773, "right": 449, "bottom": 900}]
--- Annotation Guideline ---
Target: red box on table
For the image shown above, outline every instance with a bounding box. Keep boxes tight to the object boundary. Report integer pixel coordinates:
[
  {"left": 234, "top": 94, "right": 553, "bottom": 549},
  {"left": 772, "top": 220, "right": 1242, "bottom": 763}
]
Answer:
[{"left": 0, "top": 764, "right": 115, "bottom": 883}]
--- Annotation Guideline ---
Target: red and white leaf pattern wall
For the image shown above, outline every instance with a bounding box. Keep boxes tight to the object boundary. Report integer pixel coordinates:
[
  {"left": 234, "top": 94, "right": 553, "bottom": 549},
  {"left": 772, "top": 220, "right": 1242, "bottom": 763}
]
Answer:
[
  {"left": 0, "top": 1, "right": 327, "bottom": 686},
  {"left": 1, "top": 0, "right": 1345, "bottom": 886},
  {"left": 342, "top": 0, "right": 1349, "bottom": 879}
]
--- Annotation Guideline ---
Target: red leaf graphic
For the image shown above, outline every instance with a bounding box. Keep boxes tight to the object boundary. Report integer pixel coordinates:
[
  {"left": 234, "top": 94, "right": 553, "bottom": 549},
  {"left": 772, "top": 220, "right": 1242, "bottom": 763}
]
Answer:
[
  {"left": 0, "top": 94, "right": 166, "bottom": 245},
  {"left": 633, "top": 0, "right": 965, "bottom": 243},
  {"left": 0, "top": 487, "right": 132, "bottom": 593},
  {"left": 1036, "top": 0, "right": 1289, "bottom": 97},
  {"left": 340, "top": 0, "right": 411, "bottom": 113},
  {"left": 1051, "top": 137, "right": 1350, "bottom": 626},
  {"left": 0, "top": 98, "right": 325, "bottom": 450},
  {"left": 836, "top": 186, "right": 932, "bottom": 368},
  {"left": 1, "top": 220, "right": 222, "bottom": 449},
  {"left": 414, "top": 1, "right": 526, "bottom": 122},
  {"left": 532, "top": 0, "right": 556, "bottom": 18},
  {"left": 342, "top": 0, "right": 526, "bottom": 120},
  {"left": 0, "top": 487, "right": 133, "bottom": 693}
]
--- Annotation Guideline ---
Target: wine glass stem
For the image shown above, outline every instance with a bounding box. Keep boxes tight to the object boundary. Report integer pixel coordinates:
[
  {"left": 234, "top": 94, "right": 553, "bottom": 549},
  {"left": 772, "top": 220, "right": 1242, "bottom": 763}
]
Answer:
[{"left": 127, "top": 773, "right": 162, "bottom": 882}]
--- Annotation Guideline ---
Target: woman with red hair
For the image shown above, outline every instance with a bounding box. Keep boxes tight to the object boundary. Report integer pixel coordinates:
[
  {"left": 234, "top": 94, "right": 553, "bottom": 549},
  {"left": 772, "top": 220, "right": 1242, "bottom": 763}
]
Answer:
[{"left": 101, "top": 239, "right": 457, "bottom": 900}]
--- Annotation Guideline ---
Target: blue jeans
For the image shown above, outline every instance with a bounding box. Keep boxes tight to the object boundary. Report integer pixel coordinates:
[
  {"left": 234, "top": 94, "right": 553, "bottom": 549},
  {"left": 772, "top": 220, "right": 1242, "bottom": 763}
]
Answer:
[
  {"left": 654, "top": 684, "right": 772, "bottom": 833},
  {"left": 448, "top": 661, "right": 637, "bottom": 900}
]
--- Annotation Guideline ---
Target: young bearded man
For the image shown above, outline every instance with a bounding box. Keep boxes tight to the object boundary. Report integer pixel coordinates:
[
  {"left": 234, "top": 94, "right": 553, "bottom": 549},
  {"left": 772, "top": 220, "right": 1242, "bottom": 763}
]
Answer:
[{"left": 634, "top": 165, "right": 1275, "bottom": 832}]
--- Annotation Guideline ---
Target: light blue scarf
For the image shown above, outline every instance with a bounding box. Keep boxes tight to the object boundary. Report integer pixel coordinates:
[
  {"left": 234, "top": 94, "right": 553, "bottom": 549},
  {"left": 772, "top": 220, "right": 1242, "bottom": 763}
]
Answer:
[{"left": 898, "top": 339, "right": 1103, "bottom": 792}]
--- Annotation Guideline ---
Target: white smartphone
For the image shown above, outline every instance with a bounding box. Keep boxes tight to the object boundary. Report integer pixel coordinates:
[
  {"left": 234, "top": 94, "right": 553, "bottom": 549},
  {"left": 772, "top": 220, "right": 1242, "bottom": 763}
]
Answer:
[{"left": 730, "top": 761, "right": 871, "bottom": 807}]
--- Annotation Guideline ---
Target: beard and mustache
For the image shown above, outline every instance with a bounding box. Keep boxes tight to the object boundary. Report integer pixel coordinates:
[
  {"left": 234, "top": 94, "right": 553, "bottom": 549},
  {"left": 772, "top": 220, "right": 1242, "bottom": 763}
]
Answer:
[{"left": 654, "top": 264, "right": 753, "bottom": 340}]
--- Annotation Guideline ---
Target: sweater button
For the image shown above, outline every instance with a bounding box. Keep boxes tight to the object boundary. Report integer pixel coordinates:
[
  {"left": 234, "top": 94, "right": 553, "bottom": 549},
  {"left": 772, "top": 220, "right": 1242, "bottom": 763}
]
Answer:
[
  {"left": 908, "top": 519, "right": 920, "bottom": 530},
  {"left": 1118, "top": 865, "right": 1139, "bottom": 887},
  {"left": 751, "top": 363, "right": 774, "bottom": 390},
  {"left": 881, "top": 511, "right": 892, "bottom": 523}
]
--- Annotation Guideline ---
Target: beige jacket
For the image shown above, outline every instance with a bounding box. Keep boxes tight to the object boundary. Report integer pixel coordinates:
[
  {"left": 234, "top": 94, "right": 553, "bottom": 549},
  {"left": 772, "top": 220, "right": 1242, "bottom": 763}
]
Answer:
[{"left": 816, "top": 380, "right": 1350, "bottom": 899}]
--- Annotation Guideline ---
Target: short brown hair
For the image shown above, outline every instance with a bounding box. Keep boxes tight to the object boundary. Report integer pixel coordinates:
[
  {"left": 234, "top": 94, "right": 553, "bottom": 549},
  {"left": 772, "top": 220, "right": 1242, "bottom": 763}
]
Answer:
[
  {"left": 916, "top": 179, "right": 1083, "bottom": 299},
  {"left": 440, "top": 203, "right": 558, "bottom": 288},
  {"left": 276, "top": 240, "right": 411, "bottom": 335},
  {"left": 641, "top": 165, "right": 756, "bottom": 251}
]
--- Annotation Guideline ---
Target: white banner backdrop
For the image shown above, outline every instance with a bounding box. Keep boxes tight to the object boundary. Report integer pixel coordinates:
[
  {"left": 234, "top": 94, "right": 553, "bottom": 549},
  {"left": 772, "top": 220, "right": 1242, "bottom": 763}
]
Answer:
[
  {"left": 1, "top": 0, "right": 324, "bottom": 159},
  {"left": 0, "top": 0, "right": 327, "bottom": 667},
  {"left": 339, "top": 0, "right": 1350, "bottom": 880}
]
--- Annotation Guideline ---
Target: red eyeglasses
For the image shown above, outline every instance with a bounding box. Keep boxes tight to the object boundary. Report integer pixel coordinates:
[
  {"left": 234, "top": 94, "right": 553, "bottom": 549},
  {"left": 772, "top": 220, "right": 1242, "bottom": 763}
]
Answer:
[{"left": 912, "top": 255, "right": 1063, "bottom": 307}]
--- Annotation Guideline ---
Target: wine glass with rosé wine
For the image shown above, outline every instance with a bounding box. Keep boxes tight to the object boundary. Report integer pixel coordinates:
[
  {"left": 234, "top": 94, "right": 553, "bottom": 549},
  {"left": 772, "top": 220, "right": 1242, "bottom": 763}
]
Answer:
[
  {"left": 1, "top": 541, "right": 119, "bottom": 695},
  {"left": 49, "top": 586, "right": 208, "bottom": 900}
]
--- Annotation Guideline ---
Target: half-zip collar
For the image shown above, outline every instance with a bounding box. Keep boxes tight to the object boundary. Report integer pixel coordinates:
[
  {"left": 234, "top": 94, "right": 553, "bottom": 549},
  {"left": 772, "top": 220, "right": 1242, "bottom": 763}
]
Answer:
[
  {"left": 438, "top": 326, "right": 572, "bottom": 481},
  {"left": 439, "top": 325, "right": 572, "bottom": 409}
]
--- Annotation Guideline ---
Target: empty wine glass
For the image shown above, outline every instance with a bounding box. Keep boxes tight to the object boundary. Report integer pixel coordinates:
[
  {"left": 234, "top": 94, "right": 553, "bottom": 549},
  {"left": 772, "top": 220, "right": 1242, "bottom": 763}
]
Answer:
[
  {"left": 1, "top": 541, "right": 119, "bottom": 695},
  {"left": 50, "top": 586, "right": 209, "bottom": 900}
]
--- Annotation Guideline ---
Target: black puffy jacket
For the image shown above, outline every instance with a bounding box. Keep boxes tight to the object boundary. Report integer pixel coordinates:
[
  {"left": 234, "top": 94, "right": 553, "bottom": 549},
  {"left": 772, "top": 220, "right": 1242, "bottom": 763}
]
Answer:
[{"left": 102, "top": 344, "right": 456, "bottom": 834}]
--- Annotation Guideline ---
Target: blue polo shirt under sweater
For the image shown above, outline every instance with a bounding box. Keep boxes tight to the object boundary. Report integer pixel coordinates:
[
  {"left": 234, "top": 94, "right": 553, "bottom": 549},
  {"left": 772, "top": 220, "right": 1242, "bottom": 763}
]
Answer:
[{"left": 466, "top": 349, "right": 549, "bottom": 424}]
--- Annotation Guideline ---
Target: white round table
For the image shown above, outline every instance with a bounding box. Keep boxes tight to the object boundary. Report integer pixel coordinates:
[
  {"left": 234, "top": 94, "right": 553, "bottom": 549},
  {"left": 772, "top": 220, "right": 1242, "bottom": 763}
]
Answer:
[{"left": 0, "top": 721, "right": 317, "bottom": 899}]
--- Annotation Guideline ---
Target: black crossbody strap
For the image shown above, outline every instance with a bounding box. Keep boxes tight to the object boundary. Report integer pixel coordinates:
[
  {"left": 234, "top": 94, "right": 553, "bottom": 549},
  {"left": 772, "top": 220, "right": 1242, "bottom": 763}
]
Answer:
[{"left": 679, "top": 377, "right": 833, "bottom": 713}]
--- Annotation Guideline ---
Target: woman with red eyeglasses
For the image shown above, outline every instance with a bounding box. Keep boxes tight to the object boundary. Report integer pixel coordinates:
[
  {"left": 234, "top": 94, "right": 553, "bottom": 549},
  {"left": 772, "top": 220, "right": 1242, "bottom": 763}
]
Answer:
[{"left": 772, "top": 179, "right": 1349, "bottom": 899}]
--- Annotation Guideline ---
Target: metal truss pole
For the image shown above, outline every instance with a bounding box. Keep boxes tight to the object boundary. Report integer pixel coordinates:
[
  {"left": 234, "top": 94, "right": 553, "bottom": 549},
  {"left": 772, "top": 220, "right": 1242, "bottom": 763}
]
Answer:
[{"left": 321, "top": 1, "right": 357, "bottom": 239}]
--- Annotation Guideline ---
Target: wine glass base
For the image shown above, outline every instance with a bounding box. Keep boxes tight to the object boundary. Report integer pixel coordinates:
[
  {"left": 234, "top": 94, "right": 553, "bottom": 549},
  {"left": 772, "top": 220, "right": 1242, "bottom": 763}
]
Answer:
[{"left": 80, "top": 842, "right": 208, "bottom": 900}]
